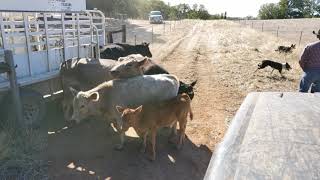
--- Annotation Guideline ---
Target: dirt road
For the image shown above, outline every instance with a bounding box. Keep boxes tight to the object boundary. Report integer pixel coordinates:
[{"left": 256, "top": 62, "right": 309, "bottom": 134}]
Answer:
[
  {"left": 48, "top": 21, "right": 219, "bottom": 180},
  {"left": 48, "top": 20, "right": 303, "bottom": 179}
]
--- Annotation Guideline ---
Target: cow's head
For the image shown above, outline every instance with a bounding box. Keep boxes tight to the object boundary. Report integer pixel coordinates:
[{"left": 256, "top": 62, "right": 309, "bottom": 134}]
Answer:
[
  {"left": 178, "top": 80, "right": 197, "bottom": 100},
  {"left": 136, "top": 42, "right": 152, "bottom": 58},
  {"left": 110, "top": 57, "right": 149, "bottom": 79},
  {"left": 69, "top": 87, "right": 100, "bottom": 124},
  {"left": 116, "top": 105, "right": 143, "bottom": 132}
]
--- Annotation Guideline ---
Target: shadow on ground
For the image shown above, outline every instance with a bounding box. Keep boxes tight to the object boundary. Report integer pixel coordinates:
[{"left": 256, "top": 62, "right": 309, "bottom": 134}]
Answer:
[{"left": 46, "top": 99, "right": 212, "bottom": 180}]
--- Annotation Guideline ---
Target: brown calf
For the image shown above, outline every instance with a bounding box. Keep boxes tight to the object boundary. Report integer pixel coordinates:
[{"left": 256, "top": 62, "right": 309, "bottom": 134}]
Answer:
[{"left": 116, "top": 93, "right": 193, "bottom": 161}]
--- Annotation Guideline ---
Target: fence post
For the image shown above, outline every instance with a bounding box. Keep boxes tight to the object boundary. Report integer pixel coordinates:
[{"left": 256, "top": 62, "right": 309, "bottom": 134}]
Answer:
[
  {"left": 121, "top": 24, "right": 126, "bottom": 43},
  {"left": 151, "top": 26, "right": 154, "bottom": 44},
  {"left": 276, "top": 26, "right": 279, "bottom": 38},
  {"left": 163, "top": 22, "right": 165, "bottom": 34},
  {"left": 134, "top": 34, "right": 137, "bottom": 45},
  {"left": 107, "top": 32, "right": 113, "bottom": 43},
  {"left": 262, "top": 22, "right": 264, "bottom": 32},
  {"left": 299, "top": 31, "right": 303, "bottom": 46},
  {"left": 4, "top": 50, "right": 24, "bottom": 126},
  {"left": 251, "top": 22, "right": 253, "bottom": 28}
]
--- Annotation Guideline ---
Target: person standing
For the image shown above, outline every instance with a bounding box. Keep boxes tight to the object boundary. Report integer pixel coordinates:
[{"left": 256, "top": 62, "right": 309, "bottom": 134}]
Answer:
[{"left": 299, "top": 31, "right": 320, "bottom": 93}]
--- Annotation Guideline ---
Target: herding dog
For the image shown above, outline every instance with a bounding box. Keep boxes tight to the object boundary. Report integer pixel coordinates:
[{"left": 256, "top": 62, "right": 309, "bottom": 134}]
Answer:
[
  {"left": 255, "top": 60, "right": 292, "bottom": 75},
  {"left": 275, "top": 44, "right": 296, "bottom": 53}
]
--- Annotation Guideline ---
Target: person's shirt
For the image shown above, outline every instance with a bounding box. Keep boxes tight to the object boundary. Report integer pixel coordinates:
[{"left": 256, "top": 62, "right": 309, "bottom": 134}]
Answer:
[{"left": 299, "top": 41, "right": 320, "bottom": 71}]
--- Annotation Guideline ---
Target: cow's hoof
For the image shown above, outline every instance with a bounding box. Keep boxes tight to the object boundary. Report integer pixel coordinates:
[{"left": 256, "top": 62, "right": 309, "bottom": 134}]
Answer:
[
  {"left": 147, "top": 155, "right": 155, "bottom": 161},
  {"left": 114, "top": 144, "right": 124, "bottom": 151}
]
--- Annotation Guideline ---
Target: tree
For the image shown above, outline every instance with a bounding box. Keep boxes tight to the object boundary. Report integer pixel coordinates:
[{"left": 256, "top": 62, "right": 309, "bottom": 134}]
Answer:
[
  {"left": 87, "top": 0, "right": 215, "bottom": 20},
  {"left": 279, "top": 0, "right": 289, "bottom": 18},
  {"left": 176, "top": 3, "right": 191, "bottom": 19},
  {"left": 316, "top": 1, "right": 320, "bottom": 16},
  {"left": 192, "top": 4, "right": 198, "bottom": 11},
  {"left": 303, "top": 0, "right": 315, "bottom": 17},
  {"left": 258, "top": 3, "right": 282, "bottom": 19}
]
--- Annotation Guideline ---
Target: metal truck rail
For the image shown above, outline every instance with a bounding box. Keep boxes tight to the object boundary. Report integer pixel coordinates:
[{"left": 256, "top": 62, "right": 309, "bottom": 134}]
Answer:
[{"left": 0, "top": 9, "right": 106, "bottom": 126}]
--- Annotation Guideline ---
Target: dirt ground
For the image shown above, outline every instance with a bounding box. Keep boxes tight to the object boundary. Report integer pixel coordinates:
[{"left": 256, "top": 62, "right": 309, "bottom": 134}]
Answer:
[{"left": 47, "top": 20, "right": 313, "bottom": 180}]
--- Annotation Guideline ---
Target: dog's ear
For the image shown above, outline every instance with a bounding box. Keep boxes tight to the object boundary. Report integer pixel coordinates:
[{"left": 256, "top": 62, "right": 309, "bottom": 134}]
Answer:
[{"left": 190, "top": 80, "right": 197, "bottom": 87}]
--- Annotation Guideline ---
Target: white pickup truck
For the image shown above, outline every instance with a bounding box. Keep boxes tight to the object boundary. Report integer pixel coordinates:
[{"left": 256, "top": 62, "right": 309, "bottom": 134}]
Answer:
[{"left": 149, "top": 11, "right": 163, "bottom": 24}]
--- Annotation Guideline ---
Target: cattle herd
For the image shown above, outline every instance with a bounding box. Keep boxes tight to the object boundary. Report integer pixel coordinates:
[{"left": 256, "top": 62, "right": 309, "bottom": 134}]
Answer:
[{"left": 59, "top": 42, "right": 197, "bottom": 161}]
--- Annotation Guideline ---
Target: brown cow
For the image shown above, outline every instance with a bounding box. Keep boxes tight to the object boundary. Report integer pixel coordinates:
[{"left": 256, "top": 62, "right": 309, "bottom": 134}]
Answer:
[{"left": 116, "top": 93, "right": 193, "bottom": 161}]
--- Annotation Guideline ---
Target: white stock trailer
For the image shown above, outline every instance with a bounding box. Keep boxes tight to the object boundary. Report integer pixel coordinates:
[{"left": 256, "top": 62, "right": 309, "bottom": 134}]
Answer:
[{"left": 0, "top": 1, "right": 107, "bottom": 126}]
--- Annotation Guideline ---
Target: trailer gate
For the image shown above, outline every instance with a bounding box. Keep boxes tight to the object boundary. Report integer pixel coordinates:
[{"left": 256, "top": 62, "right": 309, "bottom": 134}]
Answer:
[{"left": 0, "top": 10, "right": 106, "bottom": 92}]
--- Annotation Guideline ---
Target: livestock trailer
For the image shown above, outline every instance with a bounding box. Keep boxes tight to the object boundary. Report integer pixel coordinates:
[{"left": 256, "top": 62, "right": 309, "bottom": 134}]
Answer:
[{"left": 0, "top": 0, "right": 107, "bottom": 126}]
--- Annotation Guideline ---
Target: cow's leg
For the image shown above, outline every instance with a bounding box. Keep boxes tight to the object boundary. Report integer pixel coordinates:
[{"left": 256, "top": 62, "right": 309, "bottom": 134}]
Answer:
[
  {"left": 140, "top": 131, "right": 148, "bottom": 153},
  {"left": 168, "top": 122, "right": 177, "bottom": 144},
  {"left": 177, "top": 120, "right": 186, "bottom": 150},
  {"left": 62, "top": 99, "right": 72, "bottom": 122},
  {"left": 149, "top": 129, "right": 157, "bottom": 161}
]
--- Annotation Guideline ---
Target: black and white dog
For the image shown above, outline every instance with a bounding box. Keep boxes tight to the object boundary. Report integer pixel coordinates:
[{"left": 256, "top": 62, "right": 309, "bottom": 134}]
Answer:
[
  {"left": 275, "top": 44, "right": 296, "bottom": 53},
  {"left": 255, "top": 60, "right": 292, "bottom": 75}
]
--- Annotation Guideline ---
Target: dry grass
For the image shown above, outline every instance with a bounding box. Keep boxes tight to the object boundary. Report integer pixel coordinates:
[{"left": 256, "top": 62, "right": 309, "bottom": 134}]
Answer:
[
  {"left": 0, "top": 114, "right": 47, "bottom": 179},
  {"left": 242, "top": 18, "right": 320, "bottom": 46},
  {"left": 212, "top": 21, "right": 303, "bottom": 93}
]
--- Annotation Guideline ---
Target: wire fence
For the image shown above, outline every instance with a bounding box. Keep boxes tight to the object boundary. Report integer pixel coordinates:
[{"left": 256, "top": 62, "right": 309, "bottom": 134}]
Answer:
[
  {"left": 238, "top": 19, "right": 320, "bottom": 46},
  {"left": 105, "top": 19, "right": 186, "bottom": 46}
]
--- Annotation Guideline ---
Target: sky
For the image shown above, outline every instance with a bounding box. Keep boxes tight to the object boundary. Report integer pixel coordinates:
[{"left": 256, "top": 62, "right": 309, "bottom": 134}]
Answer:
[{"left": 163, "top": 0, "right": 279, "bottom": 17}]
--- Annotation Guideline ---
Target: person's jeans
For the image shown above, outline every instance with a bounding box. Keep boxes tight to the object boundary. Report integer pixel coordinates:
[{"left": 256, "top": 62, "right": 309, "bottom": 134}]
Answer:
[{"left": 299, "top": 69, "right": 320, "bottom": 93}]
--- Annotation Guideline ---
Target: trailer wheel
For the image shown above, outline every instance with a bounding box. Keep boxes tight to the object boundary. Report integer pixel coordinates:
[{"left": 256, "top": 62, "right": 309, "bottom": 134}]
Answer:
[{"left": 1, "top": 89, "right": 46, "bottom": 128}]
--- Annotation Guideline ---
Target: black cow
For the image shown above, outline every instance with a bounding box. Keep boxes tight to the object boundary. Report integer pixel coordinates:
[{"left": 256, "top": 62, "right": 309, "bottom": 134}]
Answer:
[
  {"left": 100, "top": 42, "right": 152, "bottom": 60},
  {"left": 143, "top": 61, "right": 197, "bottom": 100}
]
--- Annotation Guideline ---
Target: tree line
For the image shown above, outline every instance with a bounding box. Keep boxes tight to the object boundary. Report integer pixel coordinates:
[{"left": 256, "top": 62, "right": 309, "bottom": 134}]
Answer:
[
  {"left": 259, "top": 0, "right": 320, "bottom": 19},
  {"left": 87, "top": 0, "right": 228, "bottom": 20}
]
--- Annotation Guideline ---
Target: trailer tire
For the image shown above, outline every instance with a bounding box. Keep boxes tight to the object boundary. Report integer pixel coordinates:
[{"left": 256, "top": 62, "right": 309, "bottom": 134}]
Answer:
[{"left": 1, "top": 89, "right": 46, "bottom": 128}]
